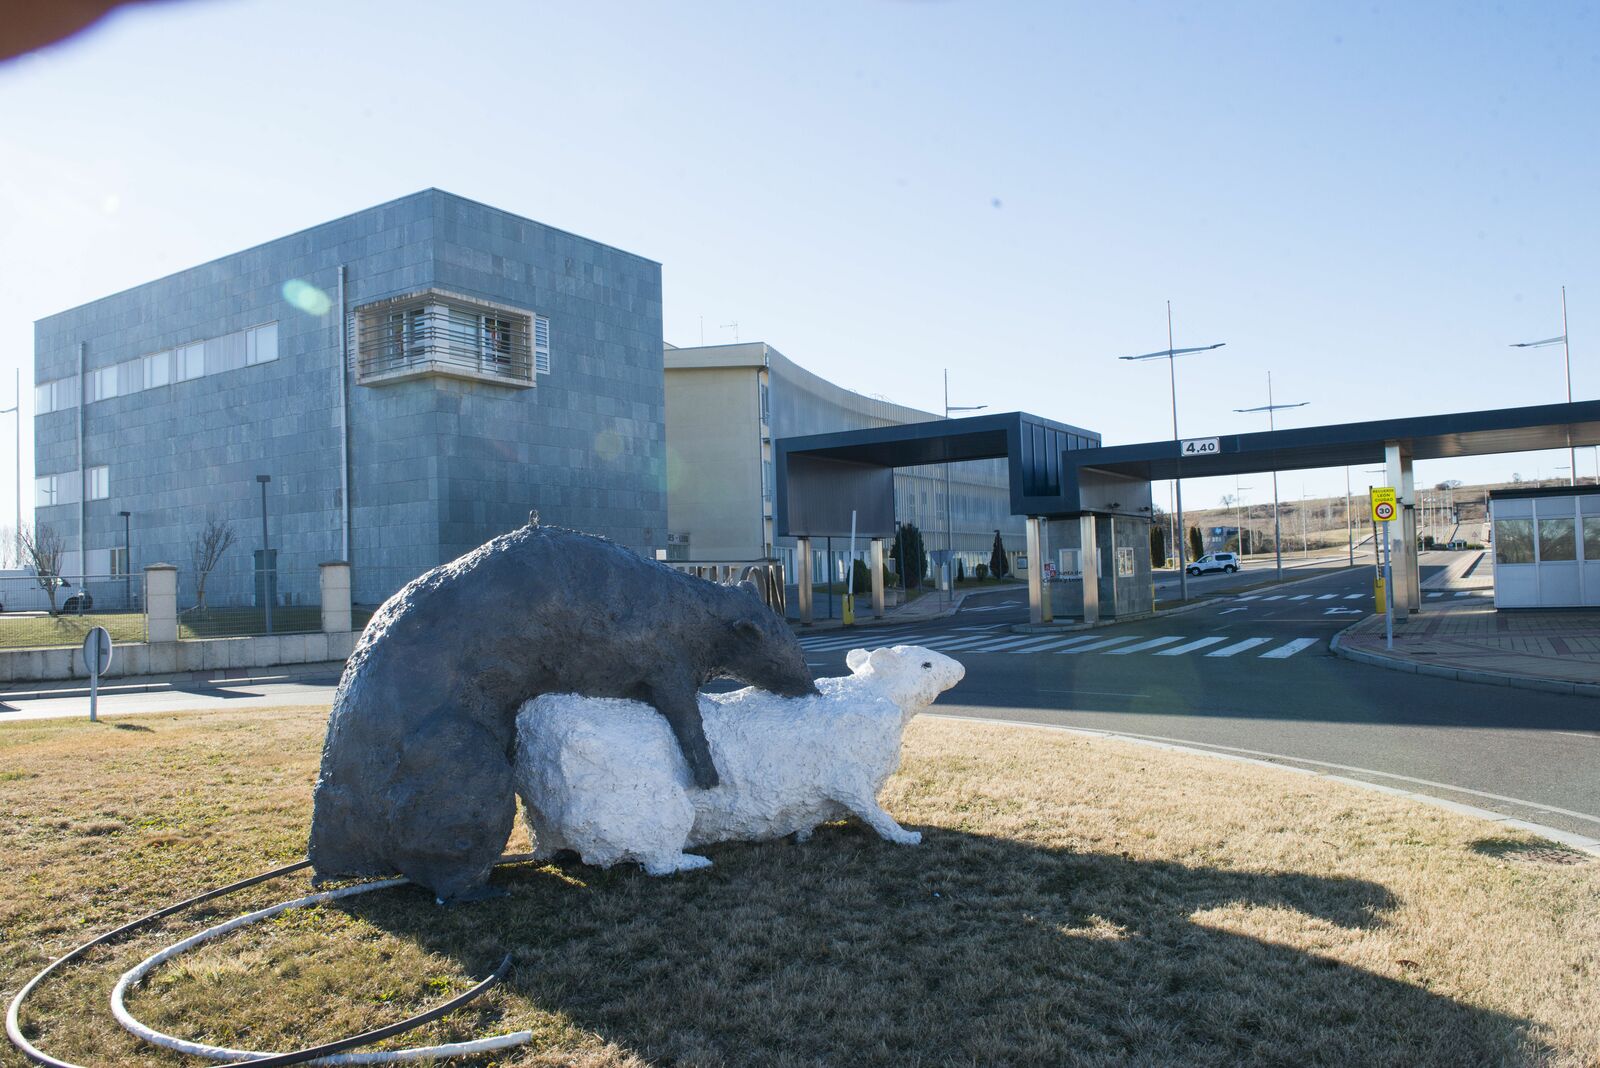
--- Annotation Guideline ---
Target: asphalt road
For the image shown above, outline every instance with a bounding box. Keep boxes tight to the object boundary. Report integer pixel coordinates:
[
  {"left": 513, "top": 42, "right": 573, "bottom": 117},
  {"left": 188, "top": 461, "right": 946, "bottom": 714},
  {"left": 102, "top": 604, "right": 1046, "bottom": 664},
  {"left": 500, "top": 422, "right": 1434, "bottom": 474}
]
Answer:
[
  {"left": 794, "top": 555, "right": 1600, "bottom": 841},
  {"left": 6, "top": 555, "right": 1598, "bottom": 841}
]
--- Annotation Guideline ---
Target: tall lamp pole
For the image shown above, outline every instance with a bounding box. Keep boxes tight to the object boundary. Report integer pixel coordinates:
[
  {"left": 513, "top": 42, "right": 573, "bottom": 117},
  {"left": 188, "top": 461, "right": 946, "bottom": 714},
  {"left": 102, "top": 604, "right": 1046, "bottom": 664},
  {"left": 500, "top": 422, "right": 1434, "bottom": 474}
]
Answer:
[
  {"left": 118, "top": 510, "right": 131, "bottom": 610},
  {"left": 1511, "top": 286, "right": 1575, "bottom": 486},
  {"left": 1234, "top": 373, "right": 1307, "bottom": 583},
  {"left": 257, "top": 474, "right": 273, "bottom": 635},
  {"left": 943, "top": 369, "right": 986, "bottom": 603},
  {"left": 0, "top": 369, "right": 19, "bottom": 560},
  {"left": 1117, "top": 303, "right": 1225, "bottom": 601}
]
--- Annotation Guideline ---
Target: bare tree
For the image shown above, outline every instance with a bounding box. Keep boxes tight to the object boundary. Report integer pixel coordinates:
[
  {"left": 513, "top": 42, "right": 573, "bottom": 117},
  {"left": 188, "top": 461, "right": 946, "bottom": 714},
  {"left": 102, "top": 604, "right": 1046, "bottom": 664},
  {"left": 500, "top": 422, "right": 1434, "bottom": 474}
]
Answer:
[
  {"left": 17, "top": 522, "right": 66, "bottom": 614},
  {"left": 0, "top": 522, "right": 16, "bottom": 569},
  {"left": 190, "top": 515, "right": 237, "bottom": 610}
]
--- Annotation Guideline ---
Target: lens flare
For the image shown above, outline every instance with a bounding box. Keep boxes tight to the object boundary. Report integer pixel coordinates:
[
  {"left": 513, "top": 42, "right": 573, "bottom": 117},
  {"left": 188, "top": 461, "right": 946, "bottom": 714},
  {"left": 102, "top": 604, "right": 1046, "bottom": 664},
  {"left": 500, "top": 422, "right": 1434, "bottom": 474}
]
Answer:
[{"left": 282, "top": 279, "right": 333, "bottom": 316}]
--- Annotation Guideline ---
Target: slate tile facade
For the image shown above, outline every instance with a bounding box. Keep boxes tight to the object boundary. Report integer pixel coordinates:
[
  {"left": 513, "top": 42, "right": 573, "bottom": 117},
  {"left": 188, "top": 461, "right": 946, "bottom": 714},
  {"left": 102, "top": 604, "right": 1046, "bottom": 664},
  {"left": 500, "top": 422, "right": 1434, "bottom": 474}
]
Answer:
[{"left": 34, "top": 189, "right": 666, "bottom": 607}]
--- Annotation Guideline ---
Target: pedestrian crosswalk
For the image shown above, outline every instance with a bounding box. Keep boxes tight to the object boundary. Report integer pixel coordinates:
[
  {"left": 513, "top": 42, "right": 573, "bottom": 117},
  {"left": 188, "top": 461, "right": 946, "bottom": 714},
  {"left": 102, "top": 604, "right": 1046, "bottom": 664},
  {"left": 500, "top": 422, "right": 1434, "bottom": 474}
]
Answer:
[
  {"left": 797, "top": 628, "right": 1322, "bottom": 660},
  {"left": 1238, "top": 592, "right": 1366, "bottom": 601}
]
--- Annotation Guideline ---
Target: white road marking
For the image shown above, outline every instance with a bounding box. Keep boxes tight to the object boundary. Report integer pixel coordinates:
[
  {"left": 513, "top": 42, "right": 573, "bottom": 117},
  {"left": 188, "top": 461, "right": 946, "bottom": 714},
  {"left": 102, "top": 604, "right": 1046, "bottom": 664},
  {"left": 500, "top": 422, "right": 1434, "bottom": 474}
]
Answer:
[
  {"left": 1219, "top": 607, "right": 1248, "bottom": 615},
  {"left": 1290, "top": 594, "right": 1313, "bottom": 601},
  {"left": 1155, "top": 636, "right": 1228, "bottom": 656},
  {"left": 1056, "top": 635, "right": 1139, "bottom": 654},
  {"left": 1237, "top": 595, "right": 1260, "bottom": 601},
  {"left": 800, "top": 632, "right": 931, "bottom": 651},
  {"left": 1104, "top": 636, "right": 1186, "bottom": 655},
  {"left": 1262, "top": 595, "right": 1286, "bottom": 601},
  {"left": 961, "top": 634, "right": 1061, "bottom": 652},
  {"left": 1316, "top": 593, "right": 1337, "bottom": 600},
  {"left": 920, "top": 635, "right": 1011, "bottom": 652},
  {"left": 1428, "top": 593, "right": 1444, "bottom": 599},
  {"left": 1454, "top": 591, "right": 1472, "bottom": 597},
  {"left": 1205, "top": 637, "right": 1272, "bottom": 657},
  {"left": 1324, "top": 607, "right": 1363, "bottom": 615},
  {"left": 954, "top": 625, "right": 1003, "bottom": 632},
  {"left": 1344, "top": 593, "right": 1364, "bottom": 600},
  {"left": 1259, "top": 638, "right": 1319, "bottom": 659},
  {"left": 1006, "top": 635, "right": 1101, "bottom": 653}
]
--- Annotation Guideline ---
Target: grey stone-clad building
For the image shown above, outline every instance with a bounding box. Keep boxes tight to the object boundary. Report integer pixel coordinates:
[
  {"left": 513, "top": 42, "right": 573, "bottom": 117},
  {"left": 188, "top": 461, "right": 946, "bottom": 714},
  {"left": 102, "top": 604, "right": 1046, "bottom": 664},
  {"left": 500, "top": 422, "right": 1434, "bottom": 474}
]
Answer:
[{"left": 33, "top": 189, "right": 665, "bottom": 607}]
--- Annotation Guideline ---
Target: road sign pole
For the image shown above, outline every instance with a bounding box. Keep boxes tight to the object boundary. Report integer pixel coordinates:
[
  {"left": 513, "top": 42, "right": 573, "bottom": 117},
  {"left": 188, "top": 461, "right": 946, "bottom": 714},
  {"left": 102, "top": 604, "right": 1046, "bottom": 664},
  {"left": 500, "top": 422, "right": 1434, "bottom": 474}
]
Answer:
[
  {"left": 89, "top": 652, "right": 99, "bottom": 723},
  {"left": 1383, "top": 521, "right": 1394, "bottom": 650}
]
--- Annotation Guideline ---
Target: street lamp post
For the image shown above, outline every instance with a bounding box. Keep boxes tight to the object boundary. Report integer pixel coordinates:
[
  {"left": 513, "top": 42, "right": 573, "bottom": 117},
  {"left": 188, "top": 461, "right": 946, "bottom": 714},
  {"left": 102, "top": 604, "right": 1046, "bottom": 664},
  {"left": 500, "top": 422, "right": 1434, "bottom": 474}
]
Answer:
[
  {"left": 0, "top": 369, "right": 19, "bottom": 561},
  {"left": 118, "top": 510, "right": 131, "bottom": 610},
  {"left": 1234, "top": 373, "right": 1307, "bottom": 583},
  {"left": 1511, "top": 286, "right": 1575, "bottom": 486},
  {"left": 943, "top": 369, "right": 987, "bottom": 603},
  {"left": 1117, "top": 303, "right": 1225, "bottom": 601},
  {"left": 257, "top": 474, "right": 273, "bottom": 635},
  {"left": 1232, "top": 478, "right": 1253, "bottom": 558}
]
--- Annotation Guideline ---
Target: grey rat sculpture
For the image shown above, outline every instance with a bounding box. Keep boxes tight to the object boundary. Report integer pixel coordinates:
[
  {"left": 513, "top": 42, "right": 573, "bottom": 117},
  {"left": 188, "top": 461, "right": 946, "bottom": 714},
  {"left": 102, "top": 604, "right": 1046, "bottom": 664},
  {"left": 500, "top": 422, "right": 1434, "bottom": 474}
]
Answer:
[{"left": 308, "top": 520, "right": 816, "bottom": 902}]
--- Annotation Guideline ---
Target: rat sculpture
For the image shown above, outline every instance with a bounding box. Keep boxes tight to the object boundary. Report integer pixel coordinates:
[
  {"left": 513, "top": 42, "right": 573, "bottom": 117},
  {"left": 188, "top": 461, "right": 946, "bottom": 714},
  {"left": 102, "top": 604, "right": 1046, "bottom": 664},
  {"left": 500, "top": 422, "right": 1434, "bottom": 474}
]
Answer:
[{"left": 308, "top": 520, "right": 815, "bottom": 902}]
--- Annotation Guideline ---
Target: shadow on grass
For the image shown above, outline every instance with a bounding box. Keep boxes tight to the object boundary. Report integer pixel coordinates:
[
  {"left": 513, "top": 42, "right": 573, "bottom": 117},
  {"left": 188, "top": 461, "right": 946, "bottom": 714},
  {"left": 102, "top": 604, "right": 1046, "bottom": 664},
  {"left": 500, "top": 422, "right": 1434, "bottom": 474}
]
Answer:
[
  {"left": 337, "top": 824, "right": 1541, "bottom": 1066},
  {"left": 1470, "top": 835, "right": 1595, "bottom": 867}
]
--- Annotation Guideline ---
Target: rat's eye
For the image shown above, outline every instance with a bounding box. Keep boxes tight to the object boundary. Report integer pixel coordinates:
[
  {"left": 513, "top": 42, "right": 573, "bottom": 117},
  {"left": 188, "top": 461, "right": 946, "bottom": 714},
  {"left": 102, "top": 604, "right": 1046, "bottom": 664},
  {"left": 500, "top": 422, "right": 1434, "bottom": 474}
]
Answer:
[{"left": 921, "top": 661, "right": 932, "bottom": 669}]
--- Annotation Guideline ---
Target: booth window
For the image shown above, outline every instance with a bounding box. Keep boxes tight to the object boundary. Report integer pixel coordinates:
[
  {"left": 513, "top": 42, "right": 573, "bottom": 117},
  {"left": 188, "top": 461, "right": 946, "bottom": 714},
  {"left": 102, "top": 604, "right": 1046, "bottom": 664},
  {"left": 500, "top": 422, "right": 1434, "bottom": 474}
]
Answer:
[
  {"left": 1538, "top": 517, "right": 1576, "bottom": 561},
  {"left": 1583, "top": 518, "right": 1600, "bottom": 560},
  {"left": 1495, "top": 518, "right": 1534, "bottom": 564}
]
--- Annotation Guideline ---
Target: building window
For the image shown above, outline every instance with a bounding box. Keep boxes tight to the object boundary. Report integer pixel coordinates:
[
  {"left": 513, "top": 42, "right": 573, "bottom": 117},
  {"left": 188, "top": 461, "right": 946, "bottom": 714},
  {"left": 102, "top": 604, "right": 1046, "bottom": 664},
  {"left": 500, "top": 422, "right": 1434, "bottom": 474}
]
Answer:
[
  {"left": 1538, "top": 517, "right": 1576, "bottom": 562},
  {"left": 87, "top": 465, "right": 109, "bottom": 501},
  {"left": 356, "top": 289, "right": 537, "bottom": 387},
  {"left": 110, "top": 546, "right": 129, "bottom": 577},
  {"left": 534, "top": 314, "right": 551, "bottom": 375},
  {"left": 1494, "top": 518, "right": 1534, "bottom": 564},
  {"left": 246, "top": 322, "right": 279, "bottom": 365},
  {"left": 179, "top": 343, "right": 206, "bottom": 381},
  {"left": 35, "top": 473, "right": 81, "bottom": 507},
  {"left": 86, "top": 365, "right": 119, "bottom": 403},
  {"left": 144, "top": 350, "right": 171, "bottom": 388}
]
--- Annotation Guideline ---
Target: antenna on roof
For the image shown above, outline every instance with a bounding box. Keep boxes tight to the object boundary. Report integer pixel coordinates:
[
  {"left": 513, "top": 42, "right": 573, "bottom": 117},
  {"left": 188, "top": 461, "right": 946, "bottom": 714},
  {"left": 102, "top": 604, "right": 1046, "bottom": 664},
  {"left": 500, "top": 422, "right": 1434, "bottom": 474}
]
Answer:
[{"left": 720, "top": 321, "right": 740, "bottom": 342}]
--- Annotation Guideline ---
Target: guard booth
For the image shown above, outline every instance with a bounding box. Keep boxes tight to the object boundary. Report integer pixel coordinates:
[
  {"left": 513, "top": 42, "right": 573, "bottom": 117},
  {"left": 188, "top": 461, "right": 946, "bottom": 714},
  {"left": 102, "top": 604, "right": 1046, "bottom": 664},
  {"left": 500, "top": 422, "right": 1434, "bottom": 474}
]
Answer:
[{"left": 1489, "top": 486, "right": 1600, "bottom": 608}]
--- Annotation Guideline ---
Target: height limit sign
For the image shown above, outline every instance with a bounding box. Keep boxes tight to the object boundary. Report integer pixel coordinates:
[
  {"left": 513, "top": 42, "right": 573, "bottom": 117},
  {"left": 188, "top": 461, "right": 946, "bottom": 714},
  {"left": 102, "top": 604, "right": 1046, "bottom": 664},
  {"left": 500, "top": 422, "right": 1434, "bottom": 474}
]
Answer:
[{"left": 1370, "top": 486, "right": 1398, "bottom": 523}]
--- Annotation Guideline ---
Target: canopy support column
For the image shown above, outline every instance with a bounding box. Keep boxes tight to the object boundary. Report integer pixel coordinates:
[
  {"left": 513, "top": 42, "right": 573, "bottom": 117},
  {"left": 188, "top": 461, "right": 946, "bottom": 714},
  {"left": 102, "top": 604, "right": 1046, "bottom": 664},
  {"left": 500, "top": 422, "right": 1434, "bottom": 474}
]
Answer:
[
  {"left": 1080, "top": 515, "right": 1100, "bottom": 625},
  {"left": 797, "top": 536, "right": 814, "bottom": 625}
]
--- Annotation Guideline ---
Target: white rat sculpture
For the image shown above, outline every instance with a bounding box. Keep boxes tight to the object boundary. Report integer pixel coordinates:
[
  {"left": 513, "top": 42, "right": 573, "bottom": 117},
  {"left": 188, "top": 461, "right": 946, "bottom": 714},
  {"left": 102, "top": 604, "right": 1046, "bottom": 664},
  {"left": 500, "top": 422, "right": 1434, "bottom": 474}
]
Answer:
[{"left": 512, "top": 645, "right": 965, "bottom": 875}]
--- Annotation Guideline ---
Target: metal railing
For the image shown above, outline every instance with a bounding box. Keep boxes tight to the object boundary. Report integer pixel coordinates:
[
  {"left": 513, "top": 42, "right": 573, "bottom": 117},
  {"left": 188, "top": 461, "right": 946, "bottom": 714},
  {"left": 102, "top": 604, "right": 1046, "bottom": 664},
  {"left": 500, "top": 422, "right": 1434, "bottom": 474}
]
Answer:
[
  {"left": 0, "top": 573, "right": 145, "bottom": 649},
  {"left": 666, "top": 560, "right": 787, "bottom": 616},
  {"left": 356, "top": 297, "right": 533, "bottom": 384}
]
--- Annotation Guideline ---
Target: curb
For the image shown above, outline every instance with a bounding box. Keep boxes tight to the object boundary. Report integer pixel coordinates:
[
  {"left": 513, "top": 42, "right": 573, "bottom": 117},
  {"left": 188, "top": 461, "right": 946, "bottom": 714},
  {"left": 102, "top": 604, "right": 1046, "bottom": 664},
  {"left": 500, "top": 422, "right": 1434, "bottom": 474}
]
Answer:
[
  {"left": 1329, "top": 621, "right": 1600, "bottom": 700},
  {"left": 927, "top": 713, "right": 1600, "bottom": 857},
  {"left": 791, "top": 586, "right": 1016, "bottom": 632},
  {"left": 1, "top": 662, "right": 346, "bottom": 702}
]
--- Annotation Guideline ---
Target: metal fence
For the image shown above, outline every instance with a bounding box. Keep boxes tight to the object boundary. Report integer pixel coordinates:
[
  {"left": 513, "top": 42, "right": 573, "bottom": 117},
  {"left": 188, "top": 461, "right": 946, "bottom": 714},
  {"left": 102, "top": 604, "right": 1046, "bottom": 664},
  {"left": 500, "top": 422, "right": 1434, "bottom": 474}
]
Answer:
[
  {"left": 0, "top": 573, "right": 146, "bottom": 649},
  {"left": 176, "top": 563, "right": 322, "bottom": 640}
]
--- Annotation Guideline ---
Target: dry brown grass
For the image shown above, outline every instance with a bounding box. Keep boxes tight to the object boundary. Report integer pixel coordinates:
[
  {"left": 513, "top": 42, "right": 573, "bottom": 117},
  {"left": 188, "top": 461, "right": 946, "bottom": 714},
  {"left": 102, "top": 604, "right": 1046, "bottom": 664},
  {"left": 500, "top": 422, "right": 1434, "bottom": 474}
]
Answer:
[{"left": 2, "top": 708, "right": 1596, "bottom": 1067}]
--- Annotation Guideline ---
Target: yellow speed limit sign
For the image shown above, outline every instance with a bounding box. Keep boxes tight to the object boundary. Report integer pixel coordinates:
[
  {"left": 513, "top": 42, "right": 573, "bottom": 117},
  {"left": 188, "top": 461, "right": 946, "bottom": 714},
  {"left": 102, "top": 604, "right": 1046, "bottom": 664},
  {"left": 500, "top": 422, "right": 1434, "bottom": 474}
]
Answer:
[{"left": 1370, "top": 486, "right": 1398, "bottom": 523}]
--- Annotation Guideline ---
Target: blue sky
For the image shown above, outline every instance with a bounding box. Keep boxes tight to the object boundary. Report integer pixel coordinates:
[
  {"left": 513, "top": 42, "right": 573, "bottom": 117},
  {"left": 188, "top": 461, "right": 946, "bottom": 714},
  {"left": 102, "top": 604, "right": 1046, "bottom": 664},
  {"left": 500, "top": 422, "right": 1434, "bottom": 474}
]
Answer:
[{"left": 1, "top": 0, "right": 1596, "bottom": 530}]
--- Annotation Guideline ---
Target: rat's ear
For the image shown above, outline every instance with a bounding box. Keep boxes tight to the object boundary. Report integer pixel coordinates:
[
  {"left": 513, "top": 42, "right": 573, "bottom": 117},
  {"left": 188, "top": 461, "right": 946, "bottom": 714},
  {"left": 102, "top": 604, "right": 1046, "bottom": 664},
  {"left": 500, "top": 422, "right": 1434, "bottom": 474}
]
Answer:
[
  {"left": 846, "top": 648, "right": 870, "bottom": 672},
  {"left": 868, "top": 647, "right": 900, "bottom": 674}
]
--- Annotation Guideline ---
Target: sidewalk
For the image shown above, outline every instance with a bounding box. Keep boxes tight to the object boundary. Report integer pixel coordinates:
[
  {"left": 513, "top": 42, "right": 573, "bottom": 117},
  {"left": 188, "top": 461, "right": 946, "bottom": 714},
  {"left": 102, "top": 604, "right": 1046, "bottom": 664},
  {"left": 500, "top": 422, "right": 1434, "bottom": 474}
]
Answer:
[
  {"left": 790, "top": 583, "right": 1025, "bottom": 632},
  {"left": 1334, "top": 597, "right": 1600, "bottom": 698}
]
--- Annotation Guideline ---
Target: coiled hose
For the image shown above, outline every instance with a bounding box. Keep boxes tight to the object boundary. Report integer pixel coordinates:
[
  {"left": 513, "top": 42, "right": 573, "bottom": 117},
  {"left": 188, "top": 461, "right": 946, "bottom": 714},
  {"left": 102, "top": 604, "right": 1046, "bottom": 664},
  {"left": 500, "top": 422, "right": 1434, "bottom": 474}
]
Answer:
[{"left": 6, "top": 857, "right": 535, "bottom": 1068}]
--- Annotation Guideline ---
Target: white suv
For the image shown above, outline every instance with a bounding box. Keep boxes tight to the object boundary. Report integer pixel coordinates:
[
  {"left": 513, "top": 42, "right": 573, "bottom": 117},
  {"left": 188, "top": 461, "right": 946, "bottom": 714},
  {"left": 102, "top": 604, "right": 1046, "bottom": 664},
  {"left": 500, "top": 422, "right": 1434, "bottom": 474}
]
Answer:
[{"left": 1187, "top": 552, "right": 1239, "bottom": 576}]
